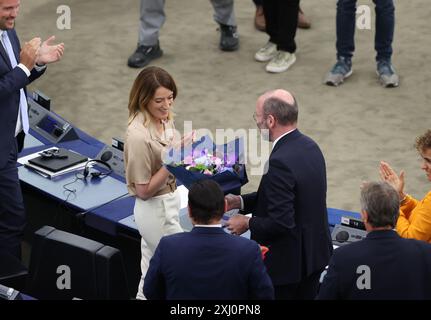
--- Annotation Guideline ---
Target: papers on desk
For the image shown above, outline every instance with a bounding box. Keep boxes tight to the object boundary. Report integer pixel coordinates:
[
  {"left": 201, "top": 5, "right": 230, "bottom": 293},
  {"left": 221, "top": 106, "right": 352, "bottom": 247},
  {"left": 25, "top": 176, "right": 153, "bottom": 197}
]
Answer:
[{"left": 18, "top": 147, "right": 89, "bottom": 179}]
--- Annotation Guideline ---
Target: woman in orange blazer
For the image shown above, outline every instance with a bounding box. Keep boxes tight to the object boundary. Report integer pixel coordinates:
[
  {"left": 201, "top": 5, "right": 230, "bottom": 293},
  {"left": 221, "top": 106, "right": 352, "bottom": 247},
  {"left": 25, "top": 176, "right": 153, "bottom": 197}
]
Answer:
[{"left": 380, "top": 130, "right": 431, "bottom": 243}]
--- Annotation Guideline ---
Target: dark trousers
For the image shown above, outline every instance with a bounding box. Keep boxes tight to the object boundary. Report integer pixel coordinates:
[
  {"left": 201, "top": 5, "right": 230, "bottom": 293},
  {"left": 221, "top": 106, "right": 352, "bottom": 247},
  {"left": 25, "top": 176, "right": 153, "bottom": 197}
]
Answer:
[
  {"left": 16, "top": 131, "right": 25, "bottom": 154},
  {"left": 263, "top": 0, "right": 300, "bottom": 53},
  {"left": 274, "top": 269, "right": 323, "bottom": 300},
  {"left": 0, "top": 139, "right": 26, "bottom": 260},
  {"left": 253, "top": 0, "right": 262, "bottom": 5},
  {"left": 336, "top": 0, "right": 395, "bottom": 61}
]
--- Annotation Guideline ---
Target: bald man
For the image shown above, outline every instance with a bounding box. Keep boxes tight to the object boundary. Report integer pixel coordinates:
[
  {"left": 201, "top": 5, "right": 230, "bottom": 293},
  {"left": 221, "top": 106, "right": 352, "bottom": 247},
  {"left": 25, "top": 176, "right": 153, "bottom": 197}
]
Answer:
[{"left": 226, "top": 90, "right": 333, "bottom": 299}]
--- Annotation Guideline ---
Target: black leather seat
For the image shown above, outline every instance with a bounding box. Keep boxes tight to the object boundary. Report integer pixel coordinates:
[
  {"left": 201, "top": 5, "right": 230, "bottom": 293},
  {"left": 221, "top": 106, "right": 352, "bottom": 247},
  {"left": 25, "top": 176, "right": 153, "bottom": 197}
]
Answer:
[{"left": 26, "top": 226, "right": 129, "bottom": 300}]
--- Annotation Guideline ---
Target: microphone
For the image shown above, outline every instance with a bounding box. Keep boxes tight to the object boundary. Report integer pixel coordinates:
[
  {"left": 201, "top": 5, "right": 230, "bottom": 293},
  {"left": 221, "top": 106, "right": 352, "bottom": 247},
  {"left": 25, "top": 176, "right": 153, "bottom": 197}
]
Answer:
[{"left": 335, "top": 230, "right": 349, "bottom": 243}]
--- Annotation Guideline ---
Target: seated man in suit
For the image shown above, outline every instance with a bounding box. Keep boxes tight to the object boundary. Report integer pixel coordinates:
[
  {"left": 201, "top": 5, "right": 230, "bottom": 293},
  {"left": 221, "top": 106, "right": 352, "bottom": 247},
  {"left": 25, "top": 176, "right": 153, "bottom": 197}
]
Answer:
[
  {"left": 143, "top": 180, "right": 274, "bottom": 300},
  {"left": 317, "top": 181, "right": 431, "bottom": 300}
]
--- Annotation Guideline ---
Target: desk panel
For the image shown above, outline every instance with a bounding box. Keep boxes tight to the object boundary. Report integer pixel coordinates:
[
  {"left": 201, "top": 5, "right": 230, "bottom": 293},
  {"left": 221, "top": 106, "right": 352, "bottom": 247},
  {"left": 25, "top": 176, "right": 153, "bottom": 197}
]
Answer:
[
  {"left": 18, "top": 166, "right": 128, "bottom": 211},
  {"left": 86, "top": 196, "right": 135, "bottom": 236},
  {"left": 327, "top": 207, "right": 361, "bottom": 226},
  {"left": 23, "top": 134, "right": 44, "bottom": 149}
]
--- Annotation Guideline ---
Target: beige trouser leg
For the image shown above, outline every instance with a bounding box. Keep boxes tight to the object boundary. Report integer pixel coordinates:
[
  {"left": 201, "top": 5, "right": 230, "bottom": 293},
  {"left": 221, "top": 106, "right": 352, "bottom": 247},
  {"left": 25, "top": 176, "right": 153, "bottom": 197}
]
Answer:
[{"left": 133, "top": 190, "right": 183, "bottom": 299}]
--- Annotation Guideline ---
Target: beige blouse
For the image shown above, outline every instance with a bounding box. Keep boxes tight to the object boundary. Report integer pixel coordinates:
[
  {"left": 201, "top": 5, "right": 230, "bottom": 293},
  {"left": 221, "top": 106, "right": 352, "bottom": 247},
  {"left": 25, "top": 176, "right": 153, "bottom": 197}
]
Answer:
[{"left": 124, "top": 112, "right": 176, "bottom": 197}]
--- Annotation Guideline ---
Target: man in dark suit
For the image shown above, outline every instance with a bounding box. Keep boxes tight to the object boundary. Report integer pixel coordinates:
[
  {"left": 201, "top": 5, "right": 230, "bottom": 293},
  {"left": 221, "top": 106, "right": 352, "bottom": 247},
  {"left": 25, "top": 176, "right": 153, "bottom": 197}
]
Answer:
[
  {"left": 0, "top": 0, "right": 64, "bottom": 259},
  {"left": 225, "top": 89, "right": 333, "bottom": 299},
  {"left": 143, "top": 180, "right": 274, "bottom": 300},
  {"left": 317, "top": 182, "right": 431, "bottom": 300}
]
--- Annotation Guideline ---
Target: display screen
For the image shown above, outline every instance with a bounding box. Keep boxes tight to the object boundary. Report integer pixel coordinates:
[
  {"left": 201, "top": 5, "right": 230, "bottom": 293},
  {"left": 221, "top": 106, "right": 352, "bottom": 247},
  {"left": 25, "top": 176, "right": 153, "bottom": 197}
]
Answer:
[{"left": 37, "top": 115, "right": 58, "bottom": 135}]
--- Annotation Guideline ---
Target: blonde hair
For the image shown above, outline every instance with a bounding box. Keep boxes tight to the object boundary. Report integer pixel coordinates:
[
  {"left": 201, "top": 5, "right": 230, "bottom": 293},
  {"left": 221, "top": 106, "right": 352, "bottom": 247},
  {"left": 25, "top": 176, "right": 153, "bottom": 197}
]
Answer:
[{"left": 128, "top": 66, "right": 178, "bottom": 126}]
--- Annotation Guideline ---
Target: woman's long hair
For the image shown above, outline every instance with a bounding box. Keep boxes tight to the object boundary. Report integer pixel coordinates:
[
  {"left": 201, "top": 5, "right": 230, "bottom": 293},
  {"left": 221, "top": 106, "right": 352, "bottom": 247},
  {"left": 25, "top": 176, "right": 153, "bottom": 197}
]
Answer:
[{"left": 128, "top": 66, "right": 177, "bottom": 126}]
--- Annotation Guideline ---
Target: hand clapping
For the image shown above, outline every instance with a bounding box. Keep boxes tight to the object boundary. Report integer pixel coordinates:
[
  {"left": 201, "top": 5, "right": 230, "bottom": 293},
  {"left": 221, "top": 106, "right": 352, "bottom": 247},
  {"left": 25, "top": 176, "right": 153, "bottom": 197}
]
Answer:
[
  {"left": 379, "top": 161, "right": 405, "bottom": 199},
  {"left": 35, "top": 35, "right": 65, "bottom": 65},
  {"left": 19, "top": 37, "right": 41, "bottom": 70}
]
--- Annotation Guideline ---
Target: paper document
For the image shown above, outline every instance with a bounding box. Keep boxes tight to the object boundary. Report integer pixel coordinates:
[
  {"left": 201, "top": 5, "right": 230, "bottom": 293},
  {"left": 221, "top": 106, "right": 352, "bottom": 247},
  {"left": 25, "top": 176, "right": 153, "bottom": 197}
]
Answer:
[{"left": 18, "top": 147, "right": 90, "bottom": 179}]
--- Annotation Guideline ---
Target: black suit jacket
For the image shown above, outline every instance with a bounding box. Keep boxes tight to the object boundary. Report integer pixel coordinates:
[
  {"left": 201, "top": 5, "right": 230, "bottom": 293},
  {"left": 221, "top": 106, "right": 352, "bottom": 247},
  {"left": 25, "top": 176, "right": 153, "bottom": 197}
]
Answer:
[
  {"left": 144, "top": 227, "right": 274, "bottom": 300},
  {"left": 0, "top": 29, "right": 45, "bottom": 168},
  {"left": 243, "top": 129, "right": 333, "bottom": 286},
  {"left": 317, "top": 230, "right": 431, "bottom": 299}
]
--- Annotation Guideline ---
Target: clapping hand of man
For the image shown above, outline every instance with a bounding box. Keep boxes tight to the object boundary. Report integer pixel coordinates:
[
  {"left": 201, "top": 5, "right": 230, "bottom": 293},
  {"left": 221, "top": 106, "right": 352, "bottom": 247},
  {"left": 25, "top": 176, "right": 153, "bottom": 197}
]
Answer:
[
  {"left": 35, "top": 35, "right": 65, "bottom": 65},
  {"left": 20, "top": 37, "right": 41, "bottom": 70}
]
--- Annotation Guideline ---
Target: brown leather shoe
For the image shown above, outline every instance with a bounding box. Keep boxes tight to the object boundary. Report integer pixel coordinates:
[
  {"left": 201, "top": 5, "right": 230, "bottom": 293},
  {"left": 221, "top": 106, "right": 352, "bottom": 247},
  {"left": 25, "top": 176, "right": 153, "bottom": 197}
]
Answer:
[
  {"left": 254, "top": 5, "right": 266, "bottom": 32},
  {"left": 298, "top": 7, "right": 311, "bottom": 29}
]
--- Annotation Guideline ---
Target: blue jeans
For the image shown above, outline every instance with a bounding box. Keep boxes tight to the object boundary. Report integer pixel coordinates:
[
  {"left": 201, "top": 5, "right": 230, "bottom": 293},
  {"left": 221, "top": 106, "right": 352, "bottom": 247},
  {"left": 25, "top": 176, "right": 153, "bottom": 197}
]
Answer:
[{"left": 336, "top": 0, "right": 395, "bottom": 62}]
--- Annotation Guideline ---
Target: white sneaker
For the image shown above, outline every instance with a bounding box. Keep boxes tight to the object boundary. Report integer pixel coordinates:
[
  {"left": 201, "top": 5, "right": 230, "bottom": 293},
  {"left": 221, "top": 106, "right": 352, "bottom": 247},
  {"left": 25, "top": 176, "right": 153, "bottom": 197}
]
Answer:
[
  {"left": 254, "top": 42, "right": 277, "bottom": 62},
  {"left": 265, "top": 51, "right": 296, "bottom": 73}
]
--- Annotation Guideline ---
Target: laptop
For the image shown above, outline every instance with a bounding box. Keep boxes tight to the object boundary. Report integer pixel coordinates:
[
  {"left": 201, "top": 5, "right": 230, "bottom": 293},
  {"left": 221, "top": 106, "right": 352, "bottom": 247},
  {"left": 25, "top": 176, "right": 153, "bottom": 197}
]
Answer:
[{"left": 28, "top": 148, "right": 88, "bottom": 173}]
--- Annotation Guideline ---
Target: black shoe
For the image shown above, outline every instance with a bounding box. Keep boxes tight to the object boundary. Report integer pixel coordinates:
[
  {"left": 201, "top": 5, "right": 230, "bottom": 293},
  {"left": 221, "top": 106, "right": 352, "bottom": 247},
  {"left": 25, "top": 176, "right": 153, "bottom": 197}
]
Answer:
[
  {"left": 127, "top": 43, "right": 163, "bottom": 68},
  {"left": 219, "top": 24, "right": 239, "bottom": 52}
]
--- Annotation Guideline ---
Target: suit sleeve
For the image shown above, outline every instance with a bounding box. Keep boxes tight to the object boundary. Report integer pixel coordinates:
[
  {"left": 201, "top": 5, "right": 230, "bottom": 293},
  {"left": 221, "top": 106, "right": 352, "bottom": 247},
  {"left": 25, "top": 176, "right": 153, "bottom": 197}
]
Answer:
[
  {"left": 316, "top": 255, "right": 340, "bottom": 300},
  {"left": 249, "top": 158, "right": 296, "bottom": 241},
  {"left": 247, "top": 243, "right": 275, "bottom": 300},
  {"left": 28, "top": 66, "right": 46, "bottom": 83},
  {"left": 399, "top": 194, "right": 419, "bottom": 219},
  {"left": 242, "top": 192, "right": 257, "bottom": 213},
  {"left": 0, "top": 67, "right": 29, "bottom": 99},
  {"left": 143, "top": 241, "right": 166, "bottom": 300}
]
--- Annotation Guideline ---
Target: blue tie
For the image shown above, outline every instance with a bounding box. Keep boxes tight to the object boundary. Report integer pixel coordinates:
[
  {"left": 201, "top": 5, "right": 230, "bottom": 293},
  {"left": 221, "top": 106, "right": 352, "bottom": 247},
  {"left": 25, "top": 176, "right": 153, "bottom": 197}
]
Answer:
[{"left": 1, "top": 31, "right": 29, "bottom": 134}]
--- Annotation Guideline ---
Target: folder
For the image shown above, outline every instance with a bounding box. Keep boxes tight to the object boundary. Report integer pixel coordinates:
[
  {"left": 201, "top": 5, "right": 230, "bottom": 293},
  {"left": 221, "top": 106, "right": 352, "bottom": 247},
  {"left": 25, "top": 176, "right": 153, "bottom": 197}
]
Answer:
[{"left": 28, "top": 148, "right": 88, "bottom": 173}]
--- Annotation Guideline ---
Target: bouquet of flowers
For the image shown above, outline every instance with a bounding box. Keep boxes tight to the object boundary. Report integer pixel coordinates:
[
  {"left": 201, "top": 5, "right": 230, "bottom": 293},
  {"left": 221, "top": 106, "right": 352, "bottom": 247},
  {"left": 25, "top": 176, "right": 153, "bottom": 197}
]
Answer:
[{"left": 164, "top": 135, "right": 248, "bottom": 194}]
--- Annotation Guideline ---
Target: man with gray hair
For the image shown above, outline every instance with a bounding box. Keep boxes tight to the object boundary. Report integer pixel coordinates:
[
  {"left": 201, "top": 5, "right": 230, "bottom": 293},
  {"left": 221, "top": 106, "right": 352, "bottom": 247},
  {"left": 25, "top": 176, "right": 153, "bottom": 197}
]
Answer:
[
  {"left": 318, "top": 182, "right": 431, "bottom": 300},
  {"left": 225, "top": 89, "right": 333, "bottom": 299}
]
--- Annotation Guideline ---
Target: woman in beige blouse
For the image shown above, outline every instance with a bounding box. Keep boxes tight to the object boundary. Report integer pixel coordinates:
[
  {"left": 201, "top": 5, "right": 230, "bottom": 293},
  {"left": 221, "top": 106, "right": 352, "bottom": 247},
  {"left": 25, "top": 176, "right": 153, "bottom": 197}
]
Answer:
[{"left": 125, "top": 66, "right": 189, "bottom": 299}]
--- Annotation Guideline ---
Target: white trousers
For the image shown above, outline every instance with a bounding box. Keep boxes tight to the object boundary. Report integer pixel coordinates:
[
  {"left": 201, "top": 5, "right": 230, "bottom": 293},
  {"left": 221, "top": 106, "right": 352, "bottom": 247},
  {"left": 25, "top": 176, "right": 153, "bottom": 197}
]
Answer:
[{"left": 134, "top": 189, "right": 183, "bottom": 299}]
